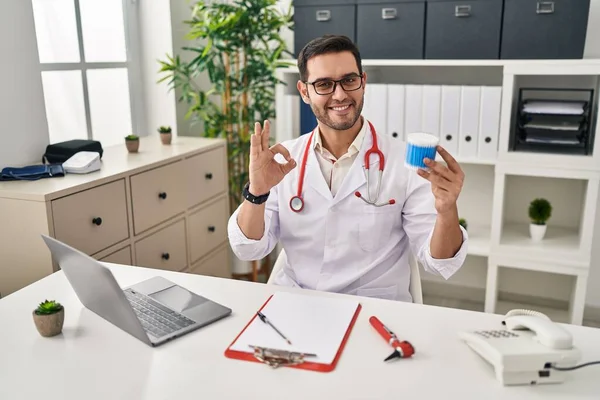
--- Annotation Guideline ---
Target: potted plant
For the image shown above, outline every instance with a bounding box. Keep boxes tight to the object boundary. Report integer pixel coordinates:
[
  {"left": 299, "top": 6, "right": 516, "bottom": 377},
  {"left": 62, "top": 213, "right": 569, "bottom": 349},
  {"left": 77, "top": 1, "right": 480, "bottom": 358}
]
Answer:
[
  {"left": 158, "top": 0, "right": 293, "bottom": 277},
  {"left": 32, "top": 299, "right": 64, "bottom": 337},
  {"left": 125, "top": 134, "right": 139, "bottom": 153},
  {"left": 158, "top": 126, "right": 172, "bottom": 145},
  {"left": 459, "top": 218, "right": 467, "bottom": 231},
  {"left": 528, "top": 198, "right": 552, "bottom": 242}
]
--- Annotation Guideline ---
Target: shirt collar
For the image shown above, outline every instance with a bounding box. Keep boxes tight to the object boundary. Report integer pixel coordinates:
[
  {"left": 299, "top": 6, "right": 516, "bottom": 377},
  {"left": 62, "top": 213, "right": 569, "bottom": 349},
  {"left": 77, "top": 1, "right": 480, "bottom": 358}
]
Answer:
[{"left": 313, "top": 117, "right": 368, "bottom": 157}]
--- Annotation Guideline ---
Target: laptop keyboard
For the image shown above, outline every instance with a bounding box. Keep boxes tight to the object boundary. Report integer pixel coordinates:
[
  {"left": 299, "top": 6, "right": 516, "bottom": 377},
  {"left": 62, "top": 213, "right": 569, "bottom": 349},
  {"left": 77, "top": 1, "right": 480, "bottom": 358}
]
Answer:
[{"left": 124, "top": 289, "right": 195, "bottom": 338}]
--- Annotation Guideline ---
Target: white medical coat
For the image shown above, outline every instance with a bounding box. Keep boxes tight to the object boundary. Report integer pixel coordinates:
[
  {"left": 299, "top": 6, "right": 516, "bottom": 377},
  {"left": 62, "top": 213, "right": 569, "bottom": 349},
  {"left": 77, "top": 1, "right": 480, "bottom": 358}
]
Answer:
[{"left": 228, "top": 120, "right": 468, "bottom": 302}]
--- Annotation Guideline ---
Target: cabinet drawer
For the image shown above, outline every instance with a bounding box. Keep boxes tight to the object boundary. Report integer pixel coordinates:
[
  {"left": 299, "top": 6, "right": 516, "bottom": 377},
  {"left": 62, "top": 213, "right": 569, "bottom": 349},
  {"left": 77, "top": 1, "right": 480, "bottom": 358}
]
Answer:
[
  {"left": 188, "top": 198, "right": 228, "bottom": 264},
  {"left": 293, "top": 1, "right": 356, "bottom": 57},
  {"left": 190, "top": 245, "right": 230, "bottom": 279},
  {"left": 130, "top": 161, "right": 186, "bottom": 235},
  {"left": 357, "top": 0, "right": 425, "bottom": 59},
  {"left": 52, "top": 179, "right": 129, "bottom": 255},
  {"left": 99, "top": 246, "right": 132, "bottom": 265},
  {"left": 135, "top": 219, "right": 187, "bottom": 272},
  {"left": 501, "top": 0, "right": 590, "bottom": 59},
  {"left": 185, "top": 147, "right": 227, "bottom": 209},
  {"left": 425, "top": 0, "right": 502, "bottom": 59}
]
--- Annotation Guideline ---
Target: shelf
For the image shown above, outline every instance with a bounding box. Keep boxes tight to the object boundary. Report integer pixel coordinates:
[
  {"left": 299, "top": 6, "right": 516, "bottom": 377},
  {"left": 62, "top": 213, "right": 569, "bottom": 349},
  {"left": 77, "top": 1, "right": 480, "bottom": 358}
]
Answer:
[
  {"left": 466, "top": 225, "right": 491, "bottom": 257},
  {"left": 277, "top": 59, "right": 600, "bottom": 75},
  {"left": 498, "top": 223, "right": 581, "bottom": 260}
]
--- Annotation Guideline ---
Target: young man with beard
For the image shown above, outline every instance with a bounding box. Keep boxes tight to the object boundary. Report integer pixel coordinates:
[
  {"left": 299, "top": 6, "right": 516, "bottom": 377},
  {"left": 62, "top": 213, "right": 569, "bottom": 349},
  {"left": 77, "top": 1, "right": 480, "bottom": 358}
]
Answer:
[{"left": 227, "top": 35, "right": 468, "bottom": 302}]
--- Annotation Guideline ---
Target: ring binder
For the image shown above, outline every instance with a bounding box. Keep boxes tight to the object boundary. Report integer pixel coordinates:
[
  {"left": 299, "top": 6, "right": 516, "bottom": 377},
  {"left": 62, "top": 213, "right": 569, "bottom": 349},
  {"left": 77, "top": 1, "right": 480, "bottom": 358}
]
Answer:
[{"left": 250, "top": 345, "right": 317, "bottom": 369}]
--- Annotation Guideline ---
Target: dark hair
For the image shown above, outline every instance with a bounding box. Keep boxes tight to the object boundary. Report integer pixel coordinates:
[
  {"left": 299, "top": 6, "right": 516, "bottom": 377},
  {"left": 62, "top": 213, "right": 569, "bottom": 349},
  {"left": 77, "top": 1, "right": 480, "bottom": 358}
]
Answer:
[{"left": 297, "top": 35, "right": 363, "bottom": 82}]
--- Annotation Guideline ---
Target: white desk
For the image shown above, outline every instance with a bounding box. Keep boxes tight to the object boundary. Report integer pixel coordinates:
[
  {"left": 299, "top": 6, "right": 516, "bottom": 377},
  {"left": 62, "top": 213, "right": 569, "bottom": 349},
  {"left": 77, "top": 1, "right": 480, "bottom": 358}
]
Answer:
[{"left": 1, "top": 264, "right": 599, "bottom": 400}]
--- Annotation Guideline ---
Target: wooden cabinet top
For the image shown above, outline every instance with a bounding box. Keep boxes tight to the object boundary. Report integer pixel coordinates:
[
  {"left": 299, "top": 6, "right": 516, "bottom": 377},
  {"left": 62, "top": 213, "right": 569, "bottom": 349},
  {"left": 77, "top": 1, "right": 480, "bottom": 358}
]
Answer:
[{"left": 0, "top": 135, "right": 226, "bottom": 202}]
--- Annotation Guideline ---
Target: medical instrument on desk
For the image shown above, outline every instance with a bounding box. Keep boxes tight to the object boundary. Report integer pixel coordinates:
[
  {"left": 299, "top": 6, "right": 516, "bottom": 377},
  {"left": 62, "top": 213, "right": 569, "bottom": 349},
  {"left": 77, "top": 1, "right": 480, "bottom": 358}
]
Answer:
[
  {"left": 369, "top": 316, "right": 414, "bottom": 361},
  {"left": 289, "top": 120, "right": 395, "bottom": 212},
  {"left": 257, "top": 311, "right": 292, "bottom": 345}
]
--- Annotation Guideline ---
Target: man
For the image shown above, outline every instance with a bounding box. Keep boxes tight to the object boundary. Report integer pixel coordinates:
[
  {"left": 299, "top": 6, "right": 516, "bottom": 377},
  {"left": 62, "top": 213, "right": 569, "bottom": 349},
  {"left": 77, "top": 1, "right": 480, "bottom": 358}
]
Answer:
[{"left": 227, "top": 35, "right": 468, "bottom": 302}]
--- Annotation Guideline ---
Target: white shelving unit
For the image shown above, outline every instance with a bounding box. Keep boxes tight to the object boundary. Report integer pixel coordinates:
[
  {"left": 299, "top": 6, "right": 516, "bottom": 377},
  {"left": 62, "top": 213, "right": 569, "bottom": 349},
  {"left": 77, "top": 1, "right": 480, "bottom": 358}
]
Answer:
[{"left": 274, "top": 59, "right": 600, "bottom": 325}]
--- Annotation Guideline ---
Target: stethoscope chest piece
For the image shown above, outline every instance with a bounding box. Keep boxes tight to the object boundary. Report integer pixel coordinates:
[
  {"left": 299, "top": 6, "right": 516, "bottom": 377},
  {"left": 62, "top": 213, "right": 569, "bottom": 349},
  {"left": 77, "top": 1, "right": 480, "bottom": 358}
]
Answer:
[{"left": 289, "top": 196, "right": 304, "bottom": 212}]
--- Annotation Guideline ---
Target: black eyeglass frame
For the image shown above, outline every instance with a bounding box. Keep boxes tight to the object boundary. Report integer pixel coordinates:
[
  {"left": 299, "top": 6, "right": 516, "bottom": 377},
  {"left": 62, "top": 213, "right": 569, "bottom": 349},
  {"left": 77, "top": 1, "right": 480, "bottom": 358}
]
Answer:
[{"left": 304, "top": 73, "right": 364, "bottom": 95}]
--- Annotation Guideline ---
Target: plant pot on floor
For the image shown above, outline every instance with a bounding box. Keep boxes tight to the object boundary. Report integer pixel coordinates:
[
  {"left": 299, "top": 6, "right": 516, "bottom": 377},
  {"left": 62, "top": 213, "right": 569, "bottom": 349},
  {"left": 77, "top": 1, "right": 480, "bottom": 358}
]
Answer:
[
  {"left": 529, "top": 223, "right": 547, "bottom": 242},
  {"left": 32, "top": 301, "right": 65, "bottom": 337}
]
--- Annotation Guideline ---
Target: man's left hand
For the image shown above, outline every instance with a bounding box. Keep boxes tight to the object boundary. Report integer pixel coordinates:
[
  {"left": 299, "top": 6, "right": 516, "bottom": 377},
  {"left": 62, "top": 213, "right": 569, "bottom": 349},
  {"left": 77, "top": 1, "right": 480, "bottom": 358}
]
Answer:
[{"left": 417, "top": 146, "right": 465, "bottom": 215}]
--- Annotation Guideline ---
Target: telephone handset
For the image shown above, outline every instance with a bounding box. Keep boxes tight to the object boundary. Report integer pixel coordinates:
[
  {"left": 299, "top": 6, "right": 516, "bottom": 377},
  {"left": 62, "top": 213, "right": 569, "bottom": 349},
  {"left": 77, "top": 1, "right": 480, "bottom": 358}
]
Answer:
[{"left": 458, "top": 309, "right": 581, "bottom": 386}]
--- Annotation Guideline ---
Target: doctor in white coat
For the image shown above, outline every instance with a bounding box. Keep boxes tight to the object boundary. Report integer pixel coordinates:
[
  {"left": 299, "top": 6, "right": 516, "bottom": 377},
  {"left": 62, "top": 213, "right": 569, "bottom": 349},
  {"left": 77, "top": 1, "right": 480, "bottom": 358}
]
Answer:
[{"left": 228, "top": 35, "right": 468, "bottom": 302}]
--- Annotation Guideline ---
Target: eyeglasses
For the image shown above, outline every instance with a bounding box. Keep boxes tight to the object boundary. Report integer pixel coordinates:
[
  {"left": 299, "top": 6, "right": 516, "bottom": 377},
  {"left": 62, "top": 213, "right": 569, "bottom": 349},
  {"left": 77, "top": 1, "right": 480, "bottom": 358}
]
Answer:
[{"left": 305, "top": 73, "right": 363, "bottom": 95}]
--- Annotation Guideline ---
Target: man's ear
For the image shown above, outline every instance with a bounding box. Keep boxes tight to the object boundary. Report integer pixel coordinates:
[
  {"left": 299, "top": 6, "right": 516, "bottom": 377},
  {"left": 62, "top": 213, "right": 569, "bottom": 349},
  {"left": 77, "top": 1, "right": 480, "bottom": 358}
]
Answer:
[
  {"left": 362, "top": 71, "right": 367, "bottom": 91},
  {"left": 297, "top": 80, "right": 310, "bottom": 104}
]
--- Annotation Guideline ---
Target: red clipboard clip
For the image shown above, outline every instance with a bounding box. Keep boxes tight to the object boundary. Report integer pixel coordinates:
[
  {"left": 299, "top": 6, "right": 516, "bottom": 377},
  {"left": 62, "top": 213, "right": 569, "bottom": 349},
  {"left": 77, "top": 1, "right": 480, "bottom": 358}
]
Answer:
[{"left": 250, "top": 345, "right": 317, "bottom": 369}]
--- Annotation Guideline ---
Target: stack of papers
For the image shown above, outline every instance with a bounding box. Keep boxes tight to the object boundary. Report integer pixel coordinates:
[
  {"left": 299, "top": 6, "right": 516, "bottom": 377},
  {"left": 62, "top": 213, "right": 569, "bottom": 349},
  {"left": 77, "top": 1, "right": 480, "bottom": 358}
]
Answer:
[{"left": 523, "top": 101, "right": 586, "bottom": 115}]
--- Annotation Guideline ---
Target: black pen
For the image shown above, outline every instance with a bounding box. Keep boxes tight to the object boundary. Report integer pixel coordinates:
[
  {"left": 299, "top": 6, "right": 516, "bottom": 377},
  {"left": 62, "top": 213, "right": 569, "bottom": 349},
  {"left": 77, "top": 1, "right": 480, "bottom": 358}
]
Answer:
[{"left": 257, "top": 311, "right": 292, "bottom": 345}]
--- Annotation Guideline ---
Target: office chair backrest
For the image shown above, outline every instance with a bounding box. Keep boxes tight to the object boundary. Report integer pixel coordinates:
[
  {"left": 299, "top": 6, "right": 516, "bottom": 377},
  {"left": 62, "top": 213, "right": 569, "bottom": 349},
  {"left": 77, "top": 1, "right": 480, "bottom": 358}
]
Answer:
[{"left": 267, "top": 249, "right": 424, "bottom": 304}]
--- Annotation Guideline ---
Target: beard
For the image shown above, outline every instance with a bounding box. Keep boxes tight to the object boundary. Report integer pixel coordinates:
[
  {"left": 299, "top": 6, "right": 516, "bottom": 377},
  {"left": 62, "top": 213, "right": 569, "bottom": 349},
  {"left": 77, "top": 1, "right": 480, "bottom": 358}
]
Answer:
[{"left": 309, "top": 94, "right": 364, "bottom": 131}]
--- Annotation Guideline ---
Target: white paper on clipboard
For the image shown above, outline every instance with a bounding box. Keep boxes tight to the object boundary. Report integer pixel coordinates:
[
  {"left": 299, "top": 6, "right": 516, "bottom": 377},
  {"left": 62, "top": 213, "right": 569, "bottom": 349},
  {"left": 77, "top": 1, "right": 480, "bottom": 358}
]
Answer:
[{"left": 229, "top": 291, "right": 360, "bottom": 365}]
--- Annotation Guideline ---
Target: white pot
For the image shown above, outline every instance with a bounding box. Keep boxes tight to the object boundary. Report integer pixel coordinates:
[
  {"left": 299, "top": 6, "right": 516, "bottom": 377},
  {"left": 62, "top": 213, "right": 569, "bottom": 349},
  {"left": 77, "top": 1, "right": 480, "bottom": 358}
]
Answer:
[{"left": 529, "top": 223, "right": 547, "bottom": 242}]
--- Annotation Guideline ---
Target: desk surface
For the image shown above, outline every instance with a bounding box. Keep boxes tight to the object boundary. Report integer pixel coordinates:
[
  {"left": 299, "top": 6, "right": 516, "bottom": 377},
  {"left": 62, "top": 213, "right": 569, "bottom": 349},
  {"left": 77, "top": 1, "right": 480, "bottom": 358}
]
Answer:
[{"left": 1, "top": 264, "right": 599, "bottom": 400}]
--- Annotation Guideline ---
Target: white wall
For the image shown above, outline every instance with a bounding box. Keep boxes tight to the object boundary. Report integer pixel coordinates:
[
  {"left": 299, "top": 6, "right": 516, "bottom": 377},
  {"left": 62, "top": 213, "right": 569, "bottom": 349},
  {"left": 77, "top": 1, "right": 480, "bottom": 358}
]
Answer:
[
  {"left": 138, "top": 0, "right": 177, "bottom": 137},
  {"left": 0, "top": 0, "right": 49, "bottom": 169}
]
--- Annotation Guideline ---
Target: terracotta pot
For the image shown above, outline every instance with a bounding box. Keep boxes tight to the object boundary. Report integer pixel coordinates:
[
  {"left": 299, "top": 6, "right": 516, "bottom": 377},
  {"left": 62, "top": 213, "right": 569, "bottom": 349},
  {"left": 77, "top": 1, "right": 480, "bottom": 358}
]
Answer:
[
  {"left": 33, "top": 308, "right": 64, "bottom": 337},
  {"left": 126, "top": 139, "right": 139, "bottom": 153},
  {"left": 160, "top": 132, "right": 172, "bottom": 145}
]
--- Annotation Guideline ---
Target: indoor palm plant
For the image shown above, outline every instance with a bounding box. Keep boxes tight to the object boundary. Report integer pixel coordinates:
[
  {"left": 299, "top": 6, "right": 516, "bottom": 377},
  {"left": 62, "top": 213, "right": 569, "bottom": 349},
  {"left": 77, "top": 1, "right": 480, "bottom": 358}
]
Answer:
[{"left": 158, "top": 0, "right": 294, "bottom": 213}]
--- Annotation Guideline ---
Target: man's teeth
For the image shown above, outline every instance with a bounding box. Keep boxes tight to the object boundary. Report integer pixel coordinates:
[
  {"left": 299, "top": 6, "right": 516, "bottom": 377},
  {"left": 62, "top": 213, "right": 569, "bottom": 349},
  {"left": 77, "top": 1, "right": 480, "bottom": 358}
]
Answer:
[{"left": 331, "top": 105, "right": 350, "bottom": 111}]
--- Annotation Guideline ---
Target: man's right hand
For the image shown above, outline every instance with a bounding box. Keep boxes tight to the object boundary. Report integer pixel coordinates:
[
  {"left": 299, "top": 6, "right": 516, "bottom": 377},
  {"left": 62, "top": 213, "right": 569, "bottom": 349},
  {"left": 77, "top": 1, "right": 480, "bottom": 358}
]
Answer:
[{"left": 248, "top": 120, "right": 296, "bottom": 196}]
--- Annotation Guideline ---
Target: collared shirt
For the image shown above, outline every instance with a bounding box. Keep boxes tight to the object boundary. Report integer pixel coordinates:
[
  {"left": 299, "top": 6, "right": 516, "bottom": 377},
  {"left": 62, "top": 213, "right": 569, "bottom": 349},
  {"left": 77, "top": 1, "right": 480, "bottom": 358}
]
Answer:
[{"left": 313, "top": 120, "right": 367, "bottom": 197}]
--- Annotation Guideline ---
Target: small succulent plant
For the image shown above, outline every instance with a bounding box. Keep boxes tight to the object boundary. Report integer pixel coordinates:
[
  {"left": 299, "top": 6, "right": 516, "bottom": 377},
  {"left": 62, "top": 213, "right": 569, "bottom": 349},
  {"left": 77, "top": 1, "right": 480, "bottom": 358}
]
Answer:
[
  {"left": 125, "top": 134, "right": 139, "bottom": 141},
  {"left": 529, "top": 198, "right": 552, "bottom": 225},
  {"left": 35, "top": 300, "right": 63, "bottom": 315},
  {"left": 158, "top": 126, "right": 172, "bottom": 133},
  {"left": 459, "top": 218, "right": 467, "bottom": 230}
]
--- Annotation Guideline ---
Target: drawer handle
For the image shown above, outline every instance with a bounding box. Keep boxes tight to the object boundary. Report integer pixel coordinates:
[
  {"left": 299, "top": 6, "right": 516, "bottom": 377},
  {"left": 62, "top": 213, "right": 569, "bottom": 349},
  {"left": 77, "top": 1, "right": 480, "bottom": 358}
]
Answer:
[
  {"left": 485, "top": 137, "right": 492, "bottom": 143},
  {"left": 208, "top": 225, "right": 216, "bottom": 233},
  {"left": 455, "top": 5, "right": 471, "bottom": 17},
  {"left": 536, "top": 1, "right": 554, "bottom": 14},
  {"left": 158, "top": 192, "right": 167, "bottom": 200},
  {"left": 92, "top": 217, "right": 102, "bottom": 226},
  {"left": 465, "top": 135, "right": 472, "bottom": 142},
  {"left": 392, "top": 132, "right": 398, "bottom": 138},
  {"left": 316, "top": 10, "right": 331, "bottom": 22},
  {"left": 161, "top": 253, "right": 170, "bottom": 260},
  {"left": 446, "top": 134, "right": 453, "bottom": 141},
  {"left": 205, "top": 173, "right": 213, "bottom": 180},
  {"left": 381, "top": 8, "right": 397, "bottom": 20}
]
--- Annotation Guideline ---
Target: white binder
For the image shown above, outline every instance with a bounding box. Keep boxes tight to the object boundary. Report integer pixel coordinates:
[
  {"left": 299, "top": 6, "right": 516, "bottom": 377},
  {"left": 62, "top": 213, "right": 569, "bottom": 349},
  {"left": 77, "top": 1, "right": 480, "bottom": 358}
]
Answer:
[
  {"left": 458, "top": 86, "right": 481, "bottom": 159},
  {"left": 404, "top": 85, "right": 423, "bottom": 136},
  {"left": 478, "top": 86, "right": 502, "bottom": 160},
  {"left": 363, "top": 84, "right": 388, "bottom": 134},
  {"left": 386, "top": 84, "right": 405, "bottom": 141},
  {"left": 439, "top": 85, "right": 461, "bottom": 155},
  {"left": 421, "top": 85, "right": 441, "bottom": 138}
]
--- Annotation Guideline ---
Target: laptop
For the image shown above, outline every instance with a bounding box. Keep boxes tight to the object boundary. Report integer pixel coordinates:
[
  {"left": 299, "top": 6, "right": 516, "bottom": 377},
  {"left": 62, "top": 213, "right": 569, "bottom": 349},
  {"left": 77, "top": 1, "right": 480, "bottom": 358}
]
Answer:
[{"left": 41, "top": 235, "right": 232, "bottom": 347}]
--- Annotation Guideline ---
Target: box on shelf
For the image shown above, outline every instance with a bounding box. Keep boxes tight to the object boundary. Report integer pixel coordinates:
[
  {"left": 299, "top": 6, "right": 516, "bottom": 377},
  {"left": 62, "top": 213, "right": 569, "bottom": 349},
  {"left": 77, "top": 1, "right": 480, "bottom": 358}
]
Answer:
[{"left": 511, "top": 88, "right": 595, "bottom": 156}]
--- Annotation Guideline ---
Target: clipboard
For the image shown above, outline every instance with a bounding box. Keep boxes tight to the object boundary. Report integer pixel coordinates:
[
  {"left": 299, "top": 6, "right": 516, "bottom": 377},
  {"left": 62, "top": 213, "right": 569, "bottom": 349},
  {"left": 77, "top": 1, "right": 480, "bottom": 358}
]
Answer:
[{"left": 224, "top": 291, "right": 362, "bottom": 372}]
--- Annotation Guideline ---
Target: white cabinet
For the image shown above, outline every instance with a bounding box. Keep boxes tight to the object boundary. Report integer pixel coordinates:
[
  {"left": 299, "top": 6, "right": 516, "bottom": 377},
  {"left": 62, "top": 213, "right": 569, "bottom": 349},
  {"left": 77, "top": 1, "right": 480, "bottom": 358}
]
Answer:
[{"left": 0, "top": 136, "right": 231, "bottom": 297}]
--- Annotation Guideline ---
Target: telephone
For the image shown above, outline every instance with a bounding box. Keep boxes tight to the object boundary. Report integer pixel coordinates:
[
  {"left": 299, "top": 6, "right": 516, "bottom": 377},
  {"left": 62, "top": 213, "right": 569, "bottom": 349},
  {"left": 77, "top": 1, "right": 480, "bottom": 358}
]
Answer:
[
  {"left": 458, "top": 309, "right": 581, "bottom": 386},
  {"left": 62, "top": 151, "right": 101, "bottom": 174}
]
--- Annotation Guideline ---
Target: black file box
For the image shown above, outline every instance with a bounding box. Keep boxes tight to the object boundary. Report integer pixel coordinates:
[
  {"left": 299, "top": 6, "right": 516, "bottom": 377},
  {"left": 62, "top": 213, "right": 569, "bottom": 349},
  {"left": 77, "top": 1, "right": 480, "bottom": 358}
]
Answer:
[{"left": 293, "top": 0, "right": 357, "bottom": 57}]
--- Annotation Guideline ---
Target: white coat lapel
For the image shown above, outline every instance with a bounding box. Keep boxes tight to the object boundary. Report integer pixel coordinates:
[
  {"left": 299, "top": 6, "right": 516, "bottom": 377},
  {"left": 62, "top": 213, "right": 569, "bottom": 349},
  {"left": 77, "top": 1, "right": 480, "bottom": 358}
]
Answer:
[{"left": 332, "top": 124, "right": 380, "bottom": 206}]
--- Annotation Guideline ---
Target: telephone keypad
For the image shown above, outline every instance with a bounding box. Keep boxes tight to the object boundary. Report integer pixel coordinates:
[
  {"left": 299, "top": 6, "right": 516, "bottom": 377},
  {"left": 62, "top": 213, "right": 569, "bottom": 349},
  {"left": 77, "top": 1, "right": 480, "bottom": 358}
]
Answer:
[{"left": 474, "top": 330, "right": 519, "bottom": 339}]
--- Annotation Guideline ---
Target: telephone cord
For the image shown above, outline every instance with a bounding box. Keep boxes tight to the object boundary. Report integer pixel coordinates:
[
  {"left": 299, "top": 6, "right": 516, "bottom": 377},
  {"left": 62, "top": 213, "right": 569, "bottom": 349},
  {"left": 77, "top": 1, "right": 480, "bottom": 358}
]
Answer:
[{"left": 549, "top": 360, "right": 600, "bottom": 371}]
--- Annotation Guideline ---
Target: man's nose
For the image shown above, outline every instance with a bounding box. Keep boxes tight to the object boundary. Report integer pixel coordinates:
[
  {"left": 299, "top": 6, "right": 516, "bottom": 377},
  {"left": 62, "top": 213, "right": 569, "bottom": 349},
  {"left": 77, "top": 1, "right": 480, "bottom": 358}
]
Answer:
[{"left": 331, "top": 82, "right": 348, "bottom": 101}]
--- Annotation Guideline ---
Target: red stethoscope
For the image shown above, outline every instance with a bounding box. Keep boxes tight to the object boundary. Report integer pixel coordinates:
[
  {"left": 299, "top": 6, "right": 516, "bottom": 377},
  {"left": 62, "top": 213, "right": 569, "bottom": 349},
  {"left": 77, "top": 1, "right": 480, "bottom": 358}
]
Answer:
[{"left": 289, "top": 120, "right": 396, "bottom": 212}]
